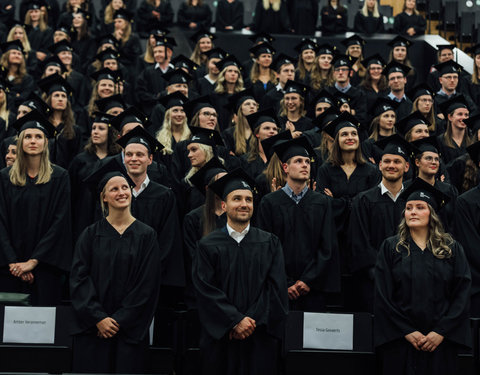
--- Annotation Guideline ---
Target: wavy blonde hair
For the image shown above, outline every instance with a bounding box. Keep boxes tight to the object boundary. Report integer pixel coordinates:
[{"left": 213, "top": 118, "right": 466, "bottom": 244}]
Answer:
[
  {"left": 233, "top": 104, "right": 256, "bottom": 156},
  {"left": 185, "top": 143, "right": 223, "bottom": 183},
  {"left": 250, "top": 60, "right": 276, "bottom": 84},
  {"left": 10, "top": 130, "right": 53, "bottom": 186},
  {"left": 156, "top": 107, "right": 191, "bottom": 155},
  {"left": 25, "top": 9, "right": 48, "bottom": 31},
  {"left": 7, "top": 25, "right": 32, "bottom": 54},
  {"left": 263, "top": 153, "right": 286, "bottom": 191},
  {"left": 0, "top": 91, "right": 9, "bottom": 128},
  {"left": 396, "top": 204, "right": 453, "bottom": 259},
  {"left": 263, "top": 0, "right": 281, "bottom": 11},
  {"left": 361, "top": 0, "right": 380, "bottom": 17},
  {"left": 279, "top": 95, "right": 306, "bottom": 117},
  {"left": 215, "top": 66, "right": 244, "bottom": 94},
  {"left": 310, "top": 56, "right": 335, "bottom": 90},
  {"left": 0, "top": 51, "right": 27, "bottom": 84}
]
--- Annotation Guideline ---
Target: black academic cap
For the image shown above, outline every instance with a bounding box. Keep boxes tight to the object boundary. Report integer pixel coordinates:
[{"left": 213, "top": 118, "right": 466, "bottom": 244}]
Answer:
[
  {"left": 261, "top": 130, "right": 292, "bottom": 161},
  {"left": 382, "top": 61, "right": 411, "bottom": 77},
  {"left": 148, "top": 23, "right": 169, "bottom": 37},
  {"left": 464, "top": 113, "right": 480, "bottom": 133},
  {"left": 95, "top": 94, "right": 126, "bottom": 113},
  {"left": 313, "top": 106, "right": 341, "bottom": 130},
  {"left": 283, "top": 80, "right": 309, "bottom": 97},
  {"left": 226, "top": 87, "right": 256, "bottom": 113},
  {"left": 37, "top": 73, "right": 74, "bottom": 97},
  {"left": 466, "top": 43, "right": 480, "bottom": 56},
  {"left": 396, "top": 111, "right": 430, "bottom": 136},
  {"left": 341, "top": 34, "right": 366, "bottom": 48},
  {"left": 317, "top": 43, "right": 336, "bottom": 56},
  {"left": 90, "top": 68, "right": 120, "bottom": 82},
  {"left": 375, "top": 133, "right": 415, "bottom": 161},
  {"left": 370, "top": 97, "right": 399, "bottom": 119},
  {"left": 208, "top": 168, "right": 256, "bottom": 200},
  {"left": 73, "top": 9, "right": 92, "bottom": 25},
  {"left": 110, "top": 107, "right": 149, "bottom": 132},
  {"left": 387, "top": 35, "right": 413, "bottom": 49},
  {"left": 361, "top": 53, "right": 386, "bottom": 68},
  {"left": 116, "top": 124, "right": 163, "bottom": 154},
  {"left": 158, "top": 91, "right": 188, "bottom": 110},
  {"left": 410, "top": 136, "right": 440, "bottom": 156},
  {"left": 434, "top": 60, "right": 463, "bottom": 76},
  {"left": 188, "top": 126, "right": 224, "bottom": 148},
  {"left": 162, "top": 69, "right": 192, "bottom": 85},
  {"left": 153, "top": 34, "right": 176, "bottom": 49},
  {"left": 333, "top": 91, "right": 353, "bottom": 108},
  {"left": 439, "top": 95, "right": 469, "bottom": 117},
  {"left": 11, "top": 109, "right": 57, "bottom": 138},
  {"left": 332, "top": 54, "right": 355, "bottom": 69},
  {"left": 0, "top": 40, "right": 24, "bottom": 54},
  {"left": 26, "top": 0, "right": 46, "bottom": 10},
  {"left": 248, "top": 32, "right": 275, "bottom": 44},
  {"left": 39, "top": 55, "right": 67, "bottom": 73},
  {"left": 436, "top": 44, "right": 455, "bottom": 52},
  {"left": 323, "top": 111, "right": 360, "bottom": 139},
  {"left": 203, "top": 47, "right": 228, "bottom": 60},
  {"left": 312, "top": 89, "right": 336, "bottom": 106},
  {"left": 190, "top": 29, "right": 216, "bottom": 44},
  {"left": 55, "top": 20, "right": 73, "bottom": 35},
  {"left": 407, "top": 83, "right": 435, "bottom": 102},
  {"left": 249, "top": 42, "right": 276, "bottom": 57},
  {"left": 467, "top": 141, "right": 480, "bottom": 166},
  {"left": 93, "top": 111, "right": 114, "bottom": 124},
  {"left": 246, "top": 107, "right": 278, "bottom": 133},
  {"left": 113, "top": 9, "right": 134, "bottom": 22},
  {"left": 183, "top": 95, "right": 215, "bottom": 120},
  {"left": 190, "top": 157, "right": 227, "bottom": 195},
  {"left": 294, "top": 38, "right": 319, "bottom": 54},
  {"left": 95, "top": 47, "right": 120, "bottom": 62},
  {"left": 47, "top": 40, "right": 73, "bottom": 55},
  {"left": 272, "top": 53, "right": 297, "bottom": 72},
  {"left": 96, "top": 34, "right": 119, "bottom": 50},
  {"left": 18, "top": 93, "right": 51, "bottom": 117},
  {"left": 399, "top": 177, "right": 449, "bottom": 210},
  {"left": 171, "top": 55, "right": 199, "bottom": 74},
  {"left": 83, "top": 156, "right": 135, "bottom": 193},
  {"left": 273, "top": 136, "right": 316, "bottom": 164},
  {"left": 214, "top": 55, "right": 243, "bottom": 72}
]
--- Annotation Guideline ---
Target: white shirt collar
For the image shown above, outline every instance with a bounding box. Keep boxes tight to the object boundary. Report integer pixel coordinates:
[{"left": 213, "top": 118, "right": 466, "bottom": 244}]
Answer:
[
  {"left": 226, "top": 223, "right": 250, "bottom": 243},
  {"left": 204, "top": 74, "right": 216, "bottom": 85},
  {"left": 379, "top": 181, "right": 404, "bottom": 202},
  {"left": 132, "top": 175, "right": 150, "bottom": 198}
]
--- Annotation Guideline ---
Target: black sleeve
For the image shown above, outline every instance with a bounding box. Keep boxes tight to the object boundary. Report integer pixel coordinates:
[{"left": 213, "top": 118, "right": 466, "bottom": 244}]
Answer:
[{"left": 353, "top": 12, "right": 365, "bottom": 33}]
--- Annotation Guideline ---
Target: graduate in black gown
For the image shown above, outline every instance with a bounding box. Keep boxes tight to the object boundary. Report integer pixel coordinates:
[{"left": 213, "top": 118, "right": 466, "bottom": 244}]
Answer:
[
  {"left": 177, "top": 0, "right": 213, "bottom": 30},
  {"left": 287, "top": 0, "right": 318, "bottom": 35},
  {"left": 393, "top": 0, "right": 426, "bottom": 37},
  {"left": 277, "top": 80, "right": 313, "bottom": 134},
  {"left": 71, "top": 157, "right": 161, "bottom": 374},
  {"left": 117, "top": 125, "right": 185, "bottom": 301},
  {"left": 0, "top": 110, "right": 72, "bottom": 306},
  {"left": 375, "top": 178, "right": 471, "bottom": 375},
  {"left": 350, "top": 135, "right": 412, "bottom": 312},
  {"left": 257, "top": 136, "right": 340, "bottom": 312},
  {"left": 353, "top": 0, "right": 384, "bottom": 34},
  {"left": 193, "top": 168, "right": 288, "bottom": 375},
  {"left": 252, "top": 0, "right": 290, "bottom": 34},
  {"left": 382, "top": 61, "right": 413, "bottom": 122},
  {"left": 215, "top": 0, "right": 244, "bottom": 31}
]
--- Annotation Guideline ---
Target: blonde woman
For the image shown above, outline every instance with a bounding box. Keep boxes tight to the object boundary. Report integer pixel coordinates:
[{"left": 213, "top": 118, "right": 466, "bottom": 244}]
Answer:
[
  {"left": 6, "top": 23, "right": 38, "bottom": 75},
  {"left": 88, "top": 69, "right": 121, "bottom": 119},
  {"left": 189, "top": 30, "right": 214, "bottom": 78},
  {"left": 99, "top": 0, "right": 125, "bottom": 34},
  {"left": 253, "top": 0, "right": 290, "bottom": 34},
  {"left": 113, "top": 9, "right": 142, "bottom": 70},
  {"left": 0, "top": 109, "right": 72, "bottom": 306},
  {"left": 409, "top": 84, "right": 441, "bottom": 136},
  {"left": 249, "top": 43, "right": 276, "bottom": 102},
  {"left": 341, "top": 35, "right": 366, "bottom": 86},
  {"left": 353, "top": 0, "right": 384, "bottom": 34},
  {"left": 294, "top": 38, "right": 318, "bottom": 86},
  {"left": 375, "top": 178, "right": 470, "bottom": 375},
  {"left": 24, "top": 0, "right": 53, "bottom": 60}
]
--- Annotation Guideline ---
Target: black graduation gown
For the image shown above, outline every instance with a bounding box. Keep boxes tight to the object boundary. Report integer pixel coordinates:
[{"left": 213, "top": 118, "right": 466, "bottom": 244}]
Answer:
[
  {"left": 327, "top": 85, "right": 367, "bottom": 128},
  {"left": 353, "top": 11, "right": 384, "bottom": 34},
  {"left": 445, "top": 153, "right": 471, "bottom": 194},
  {"left": 6, "top": 74, "right": 35, "bottom": 111},
  {"left": 135, "top": 0, "right": 174, "bottom": 35},
  {"left": 320, "top": 5, "right": 348, "bottom": 35},
  {"left": 251, "top": 80, "right": 276, "bottom": 104},
  {"left": 454, "top": 186, "right": 480, "bottom": 316},
  {"left": 349, "top": 185, "right": 405, "bottom": 312},
  {"left": 71, "top": 36, "right": 96, "bottom": 73},
  {"left": 196, "top": 76, "right": 216, "bottom": 96},
  {"left": 192, "top": 226, "right": 288, "bottom": 375},
  {"left": 393, "top": 12, "right": 426, "bottom": 36},
  {"left": 135, "top": 65, "right": 168, "bottom": 116},
  {"left": 48, "top": 123, "right": 83, "bottom": 169},
  {"left": 391, "top": 96, "right": 413, "bottom": 121},
  {"left": 260, "top": 85, "right": 283, "bottom": 115},
  {"left": 362, "top": 136, "right": 386, "bottom": 163},
  {"left": 215, "top": 0, "right": 244, "bottom": 30},
  {"left": 242, "top": 154, "right": 267, "bottom": 180},
  {"left": 177, "top": 3, "right": 212, "bottom": 29},
  {"left": 70, "top": 219, "right": 161, "bottom": 373},
  {"left": 68, "top": 151, "right": 104, "bottom": 241},
  {"left": 212, "top": 92, "right": 234, "bottom": 132},
  {"left": 118, "top": 34, "right": 142, "bottom": 74},
  {"left": 436, "top": 134, "right": 467, "bottom": 165},
  {"left": 359, "top": 86, "right": 389, "bottom": 124},
  {"left": 0, "top": 166, "right": 72, "bottom": 306},
  {"left": 67, "top": 70, "right": 91, "bottom": 108},
  {"left": 375, "top": 236, "right": 471, "bottom": 375},
  {"left": 222, "top": 126, "right": 251, "bottom": 156},
  {"left": 252, "top": 0, "right": 290, "bottom": 34},
  {"left": 131, "top": 181, "right": 184, "bottom": 288},
  {"left": 183, "top": 205, "right": 226, "bottom": 309},
  {"left": 434, "top": 91, "right": 477, "bottom": 118},
  {"left": 27, "top": 26, "right": 53, "bottom": 53},
  {"left": 257, "top": 189, "right": 340, "bottom": 299},
  {"left": 278, "top": 115, "right": 313, "bottom": 132},
  {"left": 288, "top": 0, "right": 318, "bottom": 35}
]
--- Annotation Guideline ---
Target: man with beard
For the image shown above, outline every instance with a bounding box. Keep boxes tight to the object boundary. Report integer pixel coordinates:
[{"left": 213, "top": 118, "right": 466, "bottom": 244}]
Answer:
[
  {"left": 349, "top": 134, "right": 412, "bottom": 312},
  {"left": 193, "top": 168, "right": 288, "bottom": 375}
]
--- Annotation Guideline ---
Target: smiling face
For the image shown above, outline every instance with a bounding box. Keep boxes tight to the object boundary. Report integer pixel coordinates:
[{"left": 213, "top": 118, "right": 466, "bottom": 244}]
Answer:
[
  {"left": 284, "top": 93, "right": 301, "bottom": 113},
  {"left": 337, "top": 127, "right": 359, "bottom": 152},
  {"left": 5, "top": 144, "right": 17, "bottom": 167},
  {"left": 408, "top": 124, "right": 429, "bottom": 141},
  {"left": 379, "top": 154, "right": 409, "bottom": 182},
  {"left": 415, "top": 151, "right": 440, "bottom": 176},
  {"left": 124, "top": 143, "right": 152, "bottom": 177},
  {"left": 222, "top": 189, "right": 253, "bottom": 224},
  {"left": 448, "top": 107, "right": 469, "bottom": 130},
  {"left": 102, "top": 175, "right": 132, "bottom": 211}
]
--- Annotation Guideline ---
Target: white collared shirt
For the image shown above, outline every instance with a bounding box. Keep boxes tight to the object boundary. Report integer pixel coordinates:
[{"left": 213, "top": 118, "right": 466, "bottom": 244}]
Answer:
[
  {"left": 379, "top": 181, "right": 404, "bottom": 202},
  {"left": 204, "top": 74, "right": 216, "bottom": 85},
  {"left": 226, "top": 223, "right": 250, "bottom": 243},
  {"left": 132, "top": 175, "right": 150, "bottom": 197}
]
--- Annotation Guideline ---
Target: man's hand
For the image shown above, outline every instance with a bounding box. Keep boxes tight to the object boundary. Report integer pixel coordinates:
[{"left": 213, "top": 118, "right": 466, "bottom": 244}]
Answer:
[
  {"left": 230, "top": 317, "right": 256, "bottom": 340},
  {"left": 295, "top": 280, "right": 310, "bottom": 295},
  {"left": 96, "top": 317, "right": 120, "bottom": 339}
]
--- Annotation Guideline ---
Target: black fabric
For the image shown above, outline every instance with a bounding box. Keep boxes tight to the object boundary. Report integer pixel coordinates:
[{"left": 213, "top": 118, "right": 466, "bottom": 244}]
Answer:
[
  {"left": 252, "top": 0, "right": 290, "bottom": 34},
  {"left": 215, "top": 0, "right": 244, "bottom": 31}
]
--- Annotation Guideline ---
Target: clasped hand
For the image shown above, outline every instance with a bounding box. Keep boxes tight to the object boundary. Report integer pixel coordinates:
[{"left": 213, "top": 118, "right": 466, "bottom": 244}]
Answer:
[
  {"left": 405, "top": 331, "right": 444, "bottom": 352},
  {"left": 96, "top": 317, "right": 120, "bottom": 339},
  {"left": 229, "top": 317, "right": 256, "bottom": 340}
]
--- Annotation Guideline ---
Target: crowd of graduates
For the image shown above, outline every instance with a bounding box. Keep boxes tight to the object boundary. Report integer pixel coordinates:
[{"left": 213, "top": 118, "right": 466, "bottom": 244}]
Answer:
[{"left": 0, "top": 0, "right": 479, "bottom": 373}]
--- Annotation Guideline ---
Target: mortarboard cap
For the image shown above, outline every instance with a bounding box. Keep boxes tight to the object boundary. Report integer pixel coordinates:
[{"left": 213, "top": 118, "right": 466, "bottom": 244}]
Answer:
[
  {"left": 382, "top": 61, "right": 411, "bottom": 77},
  {"left": 361, "top": 53, "right": 386, "bottom": 68},
  {"left": 0, "top": 40, "right": 24, "bottom": 54},
  {"left": 399, "top": 177, "right": 449, "bottom": 210},
  {"left": 370, "top": 97, "right": 399, "bottom": 119},
  {"left": 332, "top": 54, "right": 355, "bottom": 69},
  {"left": 313, "top": 89, "right": 336, "bottom": 106},
  {"left": 47, "top": 40, "right": 73, "bottom": 55},
  {"left": 407, "top": 83, "right": 435, "bottom": 102},
  {"left": 110, "top": 107, "right": 149, "bottom": 132},
  {"left": 226, "top": 87, "right": 256, "bottom": 113},
  {"left": 95, "top": 47, "right": 120, "bottom": 62},
  {"left": 375, "top": 133, "right": 415, "bottom": 161},
  {"left": 96, "top": 34, "right": 119, "bottom": 50},
  {"left": 434, "top": 60, "right": 463, "bottom": 76},
  {"left": 387, "top": 35, "right": 413, "bottom": 49},
  {"left": 272, "top": 53, "right": 296, "bottom": 72},
  {"left": 26, "top": 0, "right": 46, "bottom": 10},
  {"left": 283, "top": 80, "right": 309, "bottom": 97},
  {"left": 341, "top": 34, "right": 366, "bottom": 48},
  {"left": 323, "top": 111, "right": 360, "bottom": 139},
  {"left": 188, "top": 126, "right": 224, "bottom": 148},
  {"left": 261, "top": 130, "right": 292, "bottom": 162},
  {"left": 113, "top": 9, "right": 134, "bottom": 22},
  {"left": 93, "top": 111, "right": 114, "bottom": 124},
  {"left": 214, "top": 55, "right": 243, "bottom": 72},
  {"left": 158, "top": 91, "right": 188, "bottom": 110},
  {"left": 38, "top": 73, "right": 73, "bottom": 97},
  {"left": 90, "top": 68, "right": 120, "bottom": 82},
  {"left": 464, "top": 113, "right": 480, "bottom": 133},
  {"left": 11, "top": 109, "right": 56, "bottom": 138},
  {"left": 436, "top": 44, "right": 455, "bottom": 53},
  {"left": 208, "top": 168, "right": 256, "bottom": 200},
  {"left": 190, "top": 157, "right": 227, "bottom": 195},
  {"left": 467, "top": 141, "right": 480, "bottom": 166},
  {"left": 83, "top": 156, "right": 135, "bottom": 193},
  {"left": 116, "top": 124, "right": 163, "bottom": 154},
  {"left": 184, "top": 95, "right": 215, "bottom": 120},
  {"left": 171, "top": 55, "right": 199, "bottom": 74},
  {"left": 95, "top": 94, "right": 126, "bottom": 113},
  {"left": 396, "top": 111, "right": 430, "bottom": 136},
  {"left": 249, "top": 42, "right": 276, "bottom": 57},
  {"left": 153, "top": 34, "right": 176, "bottom": 49},
  {"left": 273, "top": 136, "right": 316, "bottom": 164},
  {"left": 294, "top": 38, "right": 319, "bottom": 54},
  {"left": 333, "top": 91, "right": 353, "bottom": 108},
  {"left": 410, "top": 136, "right": 440, "bottom": 156},
  {"left": 18, "top": 93, "right": 51, "bottom": 117},
  {"left": 248, "top": 32, "right": 275, "bottom": 44},
  {"left": 439, "top": 95, "right": 469, "bottom": 117},
  {"left": 203, "top": 47, "right": 228, "bottom": 60},
  {"left": 39, "top": 55, "right": 67, "bottom": 74},
  {"left": 313, "top": 106, "right": 341, "bottom": 130},
  {"left": 190, "top": 29, "right": 216, "bottom": 44},
  {"left": 162, "top": 68, "right": 192, "bottom": 85},
  {"left": 246, "top": 107, "right": 278, "bottom": 133},
  {"left": 317, "top": 43, "right": 336, "bottom": 56}
]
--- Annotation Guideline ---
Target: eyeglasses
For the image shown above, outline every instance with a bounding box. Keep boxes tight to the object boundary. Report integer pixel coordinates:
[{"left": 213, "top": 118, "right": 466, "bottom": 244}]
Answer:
[
  {"left": 422, "top": 156, "right": 440, "bottom": 163},
  {"left": 200, "top": 111, "right": 217, "bottom": 118},
  {"left": 335, "top": 68, "right": 350, "bottom": 72}
]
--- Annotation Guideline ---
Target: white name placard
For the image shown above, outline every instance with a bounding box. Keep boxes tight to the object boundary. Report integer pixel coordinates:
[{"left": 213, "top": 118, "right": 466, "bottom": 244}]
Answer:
[
  {"left": 3, "top": 306, "right": 56, "bottom": 344},
  {"left": 303, "top": 312, "right": 354, "bottom": 350}
]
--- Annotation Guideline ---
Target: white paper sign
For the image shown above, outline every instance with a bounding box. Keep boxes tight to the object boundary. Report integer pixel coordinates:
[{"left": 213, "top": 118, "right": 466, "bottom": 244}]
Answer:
[
  {"left": 149, "top": 318, "right": 154, "bottom": 346},
  {"left": 3, "top": 306, "right": 56, "bottom": 344},
  {"left": 303, "top": 312, "right": 353, "bottom": 350}
]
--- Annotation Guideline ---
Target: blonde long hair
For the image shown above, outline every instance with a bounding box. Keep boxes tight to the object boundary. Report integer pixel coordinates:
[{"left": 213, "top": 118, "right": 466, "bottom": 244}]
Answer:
[
  {"left": 156, "top": 107, "right": 191, "bottom": 155},
  {"left": 185, "top": 144, "right": 221, "bottom": 183},
  {"left": 9, "top": 130, "right": 53, "bottom": 186},
  {"left": 361, "top": 0, "right": 380, "bottom": 17},
  {"left": 0, "top": 51, "right": 27, "bottom": 84},
  {"left": 395, "top": 204, "right": 453, "bottom": 259},
  {"left": 250, "top": 60, "right": 276, "bottom": 84},
  {"left": 214, "top": 66, "right": 244, "bottom": 94},
  {"left": 0, "top": 91, "right": 9, "bottom": 128},
  {"left": 7, "top": 25, "right": 32, "bottom": 54},
  {"left": 233, "top": 106, "right": 254, "bottom": 156},
  {"left": 262, "top": 0, "right": 281, "bottom": 11},
  {"left": 25, "top": 9, "right": 48, "bottom": 31}
]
